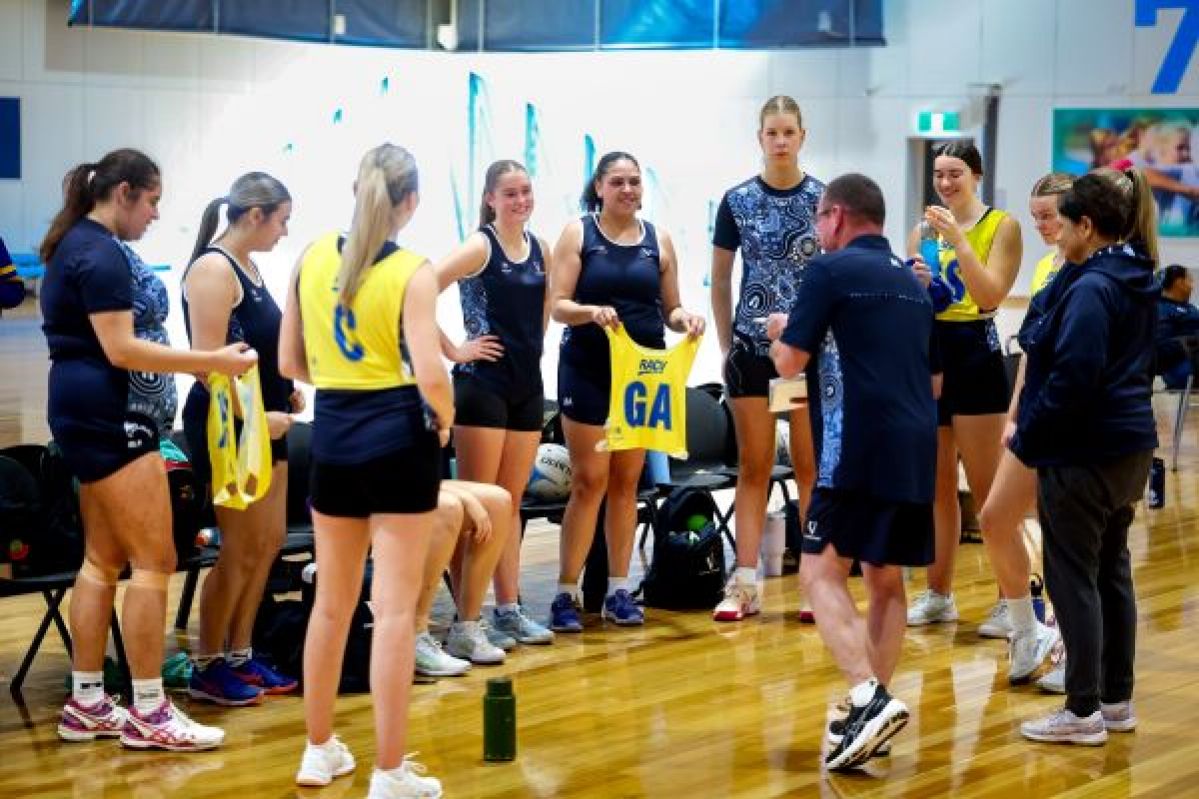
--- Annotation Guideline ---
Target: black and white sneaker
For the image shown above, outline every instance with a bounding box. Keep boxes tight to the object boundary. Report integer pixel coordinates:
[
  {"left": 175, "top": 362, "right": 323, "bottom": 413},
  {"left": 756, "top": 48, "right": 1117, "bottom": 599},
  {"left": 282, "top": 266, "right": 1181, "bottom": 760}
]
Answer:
[
  {"left": 825, "top": 683, "right": 909, "bottom": 771},
  {"left": 827, "top": 717, "right": 891, "bottom": 757}
]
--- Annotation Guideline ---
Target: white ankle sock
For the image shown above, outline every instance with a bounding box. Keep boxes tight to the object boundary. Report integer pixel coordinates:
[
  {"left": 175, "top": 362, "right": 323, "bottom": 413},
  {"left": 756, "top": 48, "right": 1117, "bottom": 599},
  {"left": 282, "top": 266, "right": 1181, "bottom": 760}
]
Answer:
[
  {"left": 1008, "top": 595, "right": 1037, "bottom": 635},
  {"left": 132, "top": 677, "right": 165, "bottom": 715},
  {"left": 849, "top": 677, "right": 878, "bottom": 707},
  {"left": 228, "top": 647, "right": 252, "bottom": 667},
  {"left": 556, "top": 583, "right": 577, "bottom": 600},
  {"left": 734, "top": 566, "right": 757, "bottom": 585},
  {"left": 607, "top": 577, "right": 628, "bottom": 597},
  {"left": 72, "top": 670, "right": 104, "bottom": 706}
]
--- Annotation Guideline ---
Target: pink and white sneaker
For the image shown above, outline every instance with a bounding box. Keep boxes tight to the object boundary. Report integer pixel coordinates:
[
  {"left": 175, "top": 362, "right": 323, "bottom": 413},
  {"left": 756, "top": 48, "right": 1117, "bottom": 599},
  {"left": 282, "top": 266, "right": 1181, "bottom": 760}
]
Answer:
[
  {"left": 57, "top": 695, "right": 128, "bottom": 741},
  {"left": 120, "top": 700, "right": 225, "bottom": 752},
  {"left": 713, "top": 578, "right": 761, "bottom": 622}
]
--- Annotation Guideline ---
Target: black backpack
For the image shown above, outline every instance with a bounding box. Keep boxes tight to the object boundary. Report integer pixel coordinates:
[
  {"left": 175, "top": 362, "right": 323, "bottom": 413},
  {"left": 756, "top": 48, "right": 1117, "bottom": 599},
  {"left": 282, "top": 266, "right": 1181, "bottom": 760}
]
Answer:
[
  {"left": 252, "top": 560, "right": 375, "bottom": 694},
  {"left": 0, "top": 444, "right": 84, "bottom": 577},
  {"left": 639, "top": 488, "right": 727, "bottom": 609}
]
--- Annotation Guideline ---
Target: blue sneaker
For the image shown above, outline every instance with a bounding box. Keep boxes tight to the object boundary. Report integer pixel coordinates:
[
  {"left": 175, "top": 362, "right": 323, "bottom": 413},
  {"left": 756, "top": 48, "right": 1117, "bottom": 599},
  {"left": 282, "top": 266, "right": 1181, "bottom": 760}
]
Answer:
[
  {"left": 548, "top": 593, "right": 583, "bottom": 633},
  {"left": 602, "top": 589, "right": 644, "bottom": 626},
  {"left": 231, "top": 656, "right": 298, "bottom": 695},
  {"left": 188, "top": 658, "right": 264, "bottom": 706}
]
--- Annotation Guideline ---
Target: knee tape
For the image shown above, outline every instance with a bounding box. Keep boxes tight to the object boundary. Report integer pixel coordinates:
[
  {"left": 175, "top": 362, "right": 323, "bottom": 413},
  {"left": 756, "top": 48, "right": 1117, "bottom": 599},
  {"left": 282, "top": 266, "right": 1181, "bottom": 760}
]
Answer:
[
  {"left": 129, "top": 569, "right": 170, "bottom": 591},
  {"left": 78, "top": 559, "right": 120, "bottom": 587}
]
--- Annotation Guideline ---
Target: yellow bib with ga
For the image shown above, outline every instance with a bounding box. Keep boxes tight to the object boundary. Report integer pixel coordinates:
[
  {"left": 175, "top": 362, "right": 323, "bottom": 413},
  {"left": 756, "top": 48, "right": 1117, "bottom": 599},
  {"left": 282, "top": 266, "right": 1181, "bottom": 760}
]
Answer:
[
  {"left": 936, "top": 208, "right": 1010, "bottom": 322},
  {"left": 602, "top": 326, "right": 700, "bottom": 458},
  {"left": 206, "top": 366, "right": 272, "bottom": 509},
  {"left": 298, "top": 232, "right": 423, "bottom": 390},
  {"left": 1030, "top": 251, "right": 1060, "bottom": 296}
]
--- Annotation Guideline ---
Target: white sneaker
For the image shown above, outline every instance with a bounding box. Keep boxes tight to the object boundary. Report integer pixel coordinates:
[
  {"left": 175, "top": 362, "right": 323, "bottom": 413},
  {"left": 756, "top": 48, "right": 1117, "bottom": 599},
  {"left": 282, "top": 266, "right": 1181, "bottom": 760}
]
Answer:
[
  {"left": 414, "top": 631, "right": 471, "bottom": 677},
  {"left": 58, "top": 695, "right": 128, "bottom": 741},
  {"left": 1020, "top": 708, "right": 1108, "bottom": 745},
  {"left": 295, "top": 735, "right": 356, "bottom": 786},
  {"left": 1009, "top": 621, "right": 1059, "bottom": 683},
  {"left": 712, "top": 578, "right": 761, "bottom": 622},
  {"left": 481, "top": 618, "right": 517, "bottom": 651},
  {"left": 978, "top": 599, "right": 1012, "bottom": 639},
  {"left": 1037, "top": 662, "right": 1066, "bottom": 694},
  {"left": 1100, "top": 701, "right": 1137, "bottom": 732},
  {"left": 446, "top": 621, "right": 506, "bottom": 665},
  {"left": 120, "top": 700, "right": 225, "bottom": 752},
  {"left": 367, "top": 756, "right": 443, "bottom": 798},
  {"left": 907, "top": 589, "right": 959, "bottom": 626}
]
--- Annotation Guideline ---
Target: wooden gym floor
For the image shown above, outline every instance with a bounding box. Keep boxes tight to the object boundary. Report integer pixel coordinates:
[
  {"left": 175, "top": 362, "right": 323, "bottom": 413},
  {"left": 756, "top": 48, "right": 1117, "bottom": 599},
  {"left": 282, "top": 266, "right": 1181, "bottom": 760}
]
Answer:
[{"left": 1, "top": 296, "right": 1197, "bottom": 798}]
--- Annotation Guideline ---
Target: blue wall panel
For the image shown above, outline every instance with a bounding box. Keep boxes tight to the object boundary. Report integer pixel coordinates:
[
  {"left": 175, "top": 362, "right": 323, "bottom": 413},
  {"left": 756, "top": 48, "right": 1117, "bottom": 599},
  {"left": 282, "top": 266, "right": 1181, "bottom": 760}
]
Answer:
[{"left": 0, "top": 98, "right": 19, "bottom": 180}]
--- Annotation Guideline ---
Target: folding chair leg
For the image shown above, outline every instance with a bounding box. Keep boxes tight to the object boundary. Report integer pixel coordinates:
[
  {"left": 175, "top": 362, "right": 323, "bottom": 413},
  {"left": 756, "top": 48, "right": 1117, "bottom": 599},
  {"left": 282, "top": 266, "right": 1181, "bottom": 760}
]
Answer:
[
  {"left": 174, "top": 566, "right": 201, "bottom": 631},
  {"left": 1173, "top": 375, "right": 1193, "bottom": 471},
  {"left": 10, "top": 586, "right": 70, "bottom": 698},
  {"left": 110, "top": 610, "right": 132, "bottom": 689}
]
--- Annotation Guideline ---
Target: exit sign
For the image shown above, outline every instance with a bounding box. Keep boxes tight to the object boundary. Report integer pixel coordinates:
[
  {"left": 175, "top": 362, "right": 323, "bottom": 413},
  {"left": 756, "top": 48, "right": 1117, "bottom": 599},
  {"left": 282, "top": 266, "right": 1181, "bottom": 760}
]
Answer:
[{"left": 917, "top": 110, "right": 960, "bottom": 135}]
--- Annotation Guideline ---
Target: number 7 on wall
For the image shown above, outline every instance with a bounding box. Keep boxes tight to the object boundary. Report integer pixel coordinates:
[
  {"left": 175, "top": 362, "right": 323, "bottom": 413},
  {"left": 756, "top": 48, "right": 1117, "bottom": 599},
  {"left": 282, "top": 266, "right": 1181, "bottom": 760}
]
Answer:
[{"left": 1137, "top": 0, "right": 1199, "bottom": 94}]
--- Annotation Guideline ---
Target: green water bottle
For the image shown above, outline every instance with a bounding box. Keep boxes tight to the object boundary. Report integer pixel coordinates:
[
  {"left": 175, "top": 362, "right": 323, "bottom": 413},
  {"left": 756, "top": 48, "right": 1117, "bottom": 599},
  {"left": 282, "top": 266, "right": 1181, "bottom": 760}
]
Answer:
[{"left": 483, "top": 677, "right": 516, "bottom": 761}]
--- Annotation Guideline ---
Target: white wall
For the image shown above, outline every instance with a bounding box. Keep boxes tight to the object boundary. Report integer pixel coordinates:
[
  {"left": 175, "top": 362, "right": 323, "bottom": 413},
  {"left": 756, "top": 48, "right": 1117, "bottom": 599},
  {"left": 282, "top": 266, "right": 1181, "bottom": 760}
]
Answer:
[{"left": 2, "top": 0, "right": 1198, "bottom": 389}]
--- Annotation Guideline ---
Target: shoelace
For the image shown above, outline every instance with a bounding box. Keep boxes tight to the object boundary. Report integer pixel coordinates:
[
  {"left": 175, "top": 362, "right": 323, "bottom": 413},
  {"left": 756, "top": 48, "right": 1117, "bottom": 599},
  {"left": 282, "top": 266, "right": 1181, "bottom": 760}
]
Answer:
[{"left": 403, "top": 752, "right": 428, "bottom": 775}]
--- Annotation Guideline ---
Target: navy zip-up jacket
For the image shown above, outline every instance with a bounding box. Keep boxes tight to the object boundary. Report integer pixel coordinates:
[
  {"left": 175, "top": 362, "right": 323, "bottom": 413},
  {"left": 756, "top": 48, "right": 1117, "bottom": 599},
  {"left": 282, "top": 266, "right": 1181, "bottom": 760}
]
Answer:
[{"left": 1011, "top": 243, "right": 1158, "bottom": 468}]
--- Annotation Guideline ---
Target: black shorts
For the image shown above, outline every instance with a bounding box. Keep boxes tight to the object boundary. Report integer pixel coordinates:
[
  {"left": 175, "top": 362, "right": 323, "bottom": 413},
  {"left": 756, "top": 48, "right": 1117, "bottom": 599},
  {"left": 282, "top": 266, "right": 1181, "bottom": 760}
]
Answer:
[
  {"left": 723, "top": 336, "right": 778, "bottom": 399},
  {"left": 558, "top": 356, "right": 609, "bottom": 426},
  {"left": 310, "top": 433, "right": 441, "bottom": 518},
  {"left": 182, "top": 390, "right": 288, "bottom": 488},
  {"left": 803, "top": 486, "right": 934, "bottom": 567},
  {"left": 935, "top": 319, "right": 1010, "bottom": 426},
  {"left": 50, "top": 410, "right": 160, "bottom": 484},
  {"left": 453, "top": 372, "right": 543, "bottom": 432}
]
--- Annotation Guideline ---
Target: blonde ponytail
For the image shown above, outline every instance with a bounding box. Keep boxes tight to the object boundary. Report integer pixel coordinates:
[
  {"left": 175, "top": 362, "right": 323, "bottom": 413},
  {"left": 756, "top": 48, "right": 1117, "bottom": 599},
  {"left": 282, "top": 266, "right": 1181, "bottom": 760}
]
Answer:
[{"left": 338, "top": 144, "right": 419, "bottom": 307}]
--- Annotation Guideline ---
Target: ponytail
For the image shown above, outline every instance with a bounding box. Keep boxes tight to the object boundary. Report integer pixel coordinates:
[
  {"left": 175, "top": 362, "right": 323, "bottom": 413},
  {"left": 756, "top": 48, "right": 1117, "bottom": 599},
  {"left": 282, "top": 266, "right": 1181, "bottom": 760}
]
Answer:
[
  {"left": 1124, "top": 167, "right": 1160, "bottom": 266},
  {"left": 40, "top": 149, "right": 160, "bottom": 263},
  {"left": 190, "top": 197, "right": 228, "bottom": 263},
  {"left": 339, "top": 144, "right": 418, "bottom": 307}
]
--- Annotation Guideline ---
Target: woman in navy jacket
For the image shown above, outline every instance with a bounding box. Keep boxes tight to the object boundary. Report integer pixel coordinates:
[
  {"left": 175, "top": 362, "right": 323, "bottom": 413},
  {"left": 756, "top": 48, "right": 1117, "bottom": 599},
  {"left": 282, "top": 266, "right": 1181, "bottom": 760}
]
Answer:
[{"left": 1011, "top": 167, "right": 1158, "bottom": 747}]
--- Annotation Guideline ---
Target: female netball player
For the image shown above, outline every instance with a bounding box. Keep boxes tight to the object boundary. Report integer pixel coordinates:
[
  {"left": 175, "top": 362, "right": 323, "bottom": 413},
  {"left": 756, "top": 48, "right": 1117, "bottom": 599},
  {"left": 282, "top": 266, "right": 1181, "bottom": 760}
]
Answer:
[
  {"left": 43, "top": 149, "right": 254, "bottom": 750},
  {"left": 548, "top": 151, "right": 705, "bottom": 631},
  {"left": 281, "top": 143, "right": 446, "bottom": 797},
  {"left": 182, "top": 172, "right": 302, "bottom": 704}
]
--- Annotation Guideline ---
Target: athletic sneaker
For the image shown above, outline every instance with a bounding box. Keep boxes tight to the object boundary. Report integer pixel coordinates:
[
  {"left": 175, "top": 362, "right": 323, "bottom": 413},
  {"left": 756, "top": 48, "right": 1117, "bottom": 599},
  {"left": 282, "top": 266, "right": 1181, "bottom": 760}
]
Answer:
[
  {"left": 493, "top": 605, "right": 555, "bottom": 644},
  {"left": 712, "top": 578, "right": 761, "bottom": 622},
  {"left": 57, "top": 695, "right": 128, "bottom": 741},
  {"left": 446, "top": 622, "right": 506, "bottom": 665},
  {"left": 602, "top": 589, "right": 644, "bottom": 626},
  {"left": 906, "top": 589, "right": 959, "bottom": 626},
  {"left": 231, "top": 656, "right": 298, "bottom": 695},
  {"left": 798, "top": 603, "right": 816, "bottom": 624},
  {"left": 188, "top": 658, "right": 264, "bottom": 706},
  {"left": 1037, "top": 662, "right": 1066, "bottom": 694},
  {"left": 414, "top": 631, "right": 471, "bottom": 677},
  {"left": 825, "top": 683, "right": 909, "bottom": 770},
  {"left": 296, "top": 735, "right": 356, "bottom": 786},
  {"left": 120, "top": 699, "right": 225, "bottom": 751},
  {"left": 366, "top": 756, "right": 442, "bottom": 798},
  {"left": 978, "top": 600, "right": 1012, "bottom": 639},
  {"left": 548, "top": 593, "right": 583, "bottom": 633},
  {"left": 1009, "top": 622, "right": 1059, "bottom": 683},
  {"left": 1020, "top": 708, "right": 1107, "bottom": 745},
  {"left": 481, "top": 619, "right": 517, "bottom": 651},
  {"left": 827, "top": 717, "right": 891, "bottom": 757},
  {"left": 1101, "top": 701, "right": 1137, "bottom": 732}
]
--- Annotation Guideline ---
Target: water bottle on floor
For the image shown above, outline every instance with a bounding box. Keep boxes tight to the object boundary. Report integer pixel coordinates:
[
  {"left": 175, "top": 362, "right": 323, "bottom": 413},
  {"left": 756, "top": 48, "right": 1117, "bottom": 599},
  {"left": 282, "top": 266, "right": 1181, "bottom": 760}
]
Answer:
[{"left": 483, "top": 677, "right": 516, "bottom": 762}]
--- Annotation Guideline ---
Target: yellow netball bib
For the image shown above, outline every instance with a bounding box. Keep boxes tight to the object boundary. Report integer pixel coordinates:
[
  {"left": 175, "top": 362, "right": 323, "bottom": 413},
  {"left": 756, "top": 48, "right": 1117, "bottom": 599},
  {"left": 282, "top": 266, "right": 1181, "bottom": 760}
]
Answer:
[
  {"left": 937, "top": 208, "right": 1009, "bottom": 322},
  {"left": 602, "top": 326, "right": 700, "bottom": 458},
  {"left": 1030, "top": 251, "right": 1060, "bottom": 296},
  {"left": 206, "top": 366, "right": 272, "bottom": 509}
]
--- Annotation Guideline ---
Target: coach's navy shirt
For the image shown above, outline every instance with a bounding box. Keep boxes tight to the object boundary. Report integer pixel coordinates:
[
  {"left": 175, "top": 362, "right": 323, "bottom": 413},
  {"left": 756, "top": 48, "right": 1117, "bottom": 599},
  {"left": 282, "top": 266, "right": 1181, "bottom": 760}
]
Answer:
[{"left": 780, "top": 234, "right": 938, "bottom": 504}]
